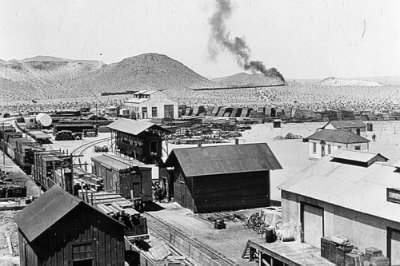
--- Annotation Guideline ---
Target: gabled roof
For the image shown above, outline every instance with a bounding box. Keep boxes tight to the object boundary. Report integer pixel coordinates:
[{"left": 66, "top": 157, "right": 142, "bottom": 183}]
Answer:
[
  {"left": 91, "top": 154, "right": 147, "bottom": 170},
  {"left": 324, "top": 120, "right": 366, "bottom": 129},
  {"left": 108, "top": 118, "right": 170, "bottom": 135},
  {"left": 332, "top": 149, "right": 388, "bottom": 164},
  {"left": 165, "top": 143, "right": 282, "bottom": 177},
  {"left": 306, "top": 129, "right": 370, "bottom": 144},
  {"left": 279, "top": 155, "right": 400, "bottom": 222},
  {"left": 15, "top": 186, "right": 124, "bottom": 242}
]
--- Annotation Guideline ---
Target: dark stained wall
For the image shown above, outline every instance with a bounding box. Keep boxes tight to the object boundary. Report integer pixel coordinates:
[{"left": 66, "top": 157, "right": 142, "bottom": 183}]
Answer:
[
  {"left": 19, "top": 204, "right": 125, "bottom": 266},
  {"left": 173, "top": 170, "right": 270, "bottom": 213}
]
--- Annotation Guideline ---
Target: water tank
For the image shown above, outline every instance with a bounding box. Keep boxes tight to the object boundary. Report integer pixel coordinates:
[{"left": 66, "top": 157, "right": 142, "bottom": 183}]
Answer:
[{"left": 36, "top": 113, "right": 52, "bottom": 127}]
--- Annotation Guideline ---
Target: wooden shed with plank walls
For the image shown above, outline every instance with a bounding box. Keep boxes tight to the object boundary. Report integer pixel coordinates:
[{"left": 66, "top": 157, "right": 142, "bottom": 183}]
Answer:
[
  {"left": 15, "top": 185, "right": 125, "bottom": 266},
  {"left": 91, "top": 154, "right": 153, "bottom": 201},
  {"left": 165, "top": 143, "right": 282, "bottom": 213}
]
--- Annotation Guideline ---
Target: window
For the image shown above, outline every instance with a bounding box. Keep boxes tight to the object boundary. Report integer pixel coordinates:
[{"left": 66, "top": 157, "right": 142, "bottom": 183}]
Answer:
[
  {"left": 72, "top": 242, "right": 94, "bottom": 262},
  {"left": 164, "top": 105, "right": 174, "bottom": 119},
  {"left": 327, "top": 144, "right": 331, "bottom": 154},
  {"left": 355, "top": 145, "right": 361, "bottom": 150},
  {"left": 338, "top": 146, "right": 342, "bottom": 149},
  {"left": 152, "top": 107, "right": 157, "bottom": 117},
  {"left": 312, "top": 143, "right": 317, "bottom": 154},
  {"left": 142, "top": 107, "right": 148, "bottom": 119}
]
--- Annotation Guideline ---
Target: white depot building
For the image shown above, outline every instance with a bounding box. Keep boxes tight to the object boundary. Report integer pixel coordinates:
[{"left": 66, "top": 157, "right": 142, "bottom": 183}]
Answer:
[{"left": 124, "top": 90, "right": 178, "bottom": 119}]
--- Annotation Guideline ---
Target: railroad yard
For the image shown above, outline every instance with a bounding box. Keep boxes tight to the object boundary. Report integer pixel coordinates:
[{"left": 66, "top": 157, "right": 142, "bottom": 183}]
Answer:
[{"left": 1, "top": 1, "right": 400, "bottom": 265}]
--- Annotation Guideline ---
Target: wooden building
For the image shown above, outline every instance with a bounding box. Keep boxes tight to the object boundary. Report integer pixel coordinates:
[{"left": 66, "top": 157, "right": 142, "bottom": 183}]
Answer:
[
  {"left": 306, "top": 129, "right": 370, "bottom": 159},
  {"left": 279, "top": 151, "right": 400, "bottom": 264},
  {"left": 108, "top": 118, "right": 169, "bottom": 164},
  {"left": 165, "top": 143, "right": 282, "bottom": 213},
  {"left": 15, "top": 185, "right": 125, "bottom": 266},
  {"left": 91, "top": 153, "right": 153, "bottom": 201},
  {"left": 321, "top": 120, "right": 366, "bottom": 136}
]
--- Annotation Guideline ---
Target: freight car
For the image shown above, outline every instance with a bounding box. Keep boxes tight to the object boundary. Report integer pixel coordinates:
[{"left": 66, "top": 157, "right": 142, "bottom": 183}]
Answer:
[
  {"left": 32, "top": 150, "right": 73, "bottom": 193},
  {"left": 53, "top": 123, "right": 98, "bottom": 136}
]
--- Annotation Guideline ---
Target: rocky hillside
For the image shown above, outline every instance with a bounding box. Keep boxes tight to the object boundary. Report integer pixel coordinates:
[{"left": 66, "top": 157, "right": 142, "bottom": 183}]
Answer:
[
  {"left": 212, "top": 72, "right": 285, "bottom": 87},
  {"left": 0, "top": 56, "right": 102, "bottom": 87},
  {"left": 319, "top": 77, "right": 383, "bottom": 87},
  {"left": 61, "top": 53, "right": 213, "bottom": 97}
]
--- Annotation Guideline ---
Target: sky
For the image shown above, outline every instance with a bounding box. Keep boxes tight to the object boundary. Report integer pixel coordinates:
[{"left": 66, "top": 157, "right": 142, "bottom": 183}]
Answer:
[{"left": 0, "top": 0, "right": 399, "bottom": 79}]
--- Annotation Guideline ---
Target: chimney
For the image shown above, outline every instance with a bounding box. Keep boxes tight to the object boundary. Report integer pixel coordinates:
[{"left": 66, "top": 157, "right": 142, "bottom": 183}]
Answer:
[{"left": 235, "top": 138, "right": 239, "bottom": 145}]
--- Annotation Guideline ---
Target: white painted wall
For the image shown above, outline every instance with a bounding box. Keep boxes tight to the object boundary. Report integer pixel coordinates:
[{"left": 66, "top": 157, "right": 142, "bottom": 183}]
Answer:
[
  {"left": 124, "top": 91, "right": 179, "bottom": 119},
  {"left": 308, "top": 140, "right": 368, "bottom": 159},
  {"left": 281, "top": 191, "right": 400, "bottom": 258}
]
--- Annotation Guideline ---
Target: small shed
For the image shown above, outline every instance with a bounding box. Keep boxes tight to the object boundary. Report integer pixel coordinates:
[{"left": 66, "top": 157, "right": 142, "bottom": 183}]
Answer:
[
  {"left": 165, "top": 143, "right": 282, "bottom": 213},
  {"left": 15, "top": 185, "right": 125, "bottom": 266},
  {"left": 91, "top": 154, "right": 153, "bottom": 201},
  {"left": 273, "top": 119, "right": 281, "bottom": 128}
]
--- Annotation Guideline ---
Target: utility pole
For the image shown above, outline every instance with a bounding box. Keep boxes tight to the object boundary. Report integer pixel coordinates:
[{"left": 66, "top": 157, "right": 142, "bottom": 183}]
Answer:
[{"left": 2, "top": 122, "right": 5, "bottom": 166}]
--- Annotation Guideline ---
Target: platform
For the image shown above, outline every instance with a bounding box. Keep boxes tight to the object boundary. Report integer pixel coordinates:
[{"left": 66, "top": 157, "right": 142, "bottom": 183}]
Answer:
[{"left": 243, "top": 238, "right": 335, "bottom": 266}]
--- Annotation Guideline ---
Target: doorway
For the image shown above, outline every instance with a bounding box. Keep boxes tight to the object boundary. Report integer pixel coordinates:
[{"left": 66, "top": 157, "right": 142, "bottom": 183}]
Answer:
[
  {"left": 388, "top": 227, "right": 400, "bottom": 265},
  {"left": 301, "top": 203, "right": 324, "bottom": 248}
]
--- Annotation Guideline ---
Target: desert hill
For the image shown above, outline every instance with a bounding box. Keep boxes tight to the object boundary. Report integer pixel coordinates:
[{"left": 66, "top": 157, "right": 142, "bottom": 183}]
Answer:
[
  {"left": 61, "top": 53, "right": 214, "bottom": 97},
  {"left": 319, "top": 77, "right": 383, "bottom": 87},
  {"left": 212, "top": 72, "right": 285, "bottom": 87},
  {"left": 0, "top": 56, "right": 102, "bottom": 88}
]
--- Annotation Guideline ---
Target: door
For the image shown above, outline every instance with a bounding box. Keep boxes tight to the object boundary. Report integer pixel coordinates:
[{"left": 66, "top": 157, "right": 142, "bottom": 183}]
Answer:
[
  {"left": 302, "top": 203, "right": 324, "bottom": 248},
  {"left": 388, "top": 227, "right": 400, "bottom": 265},
  {"left": 164, "top": 105, "right": 174, "bottom": 119}
]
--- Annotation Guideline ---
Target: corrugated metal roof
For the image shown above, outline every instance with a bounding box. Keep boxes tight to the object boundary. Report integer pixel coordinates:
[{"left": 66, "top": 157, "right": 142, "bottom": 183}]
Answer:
[
  {"left": 306, "top": 129, "right": 370, "bottom": 144},
  {"left": 107, "top": 118, "right": 169, "bottom": 135},
  {"left": 15, "top": 186, "right": 123, "bottom": 242},
  {"left": 91, "top": 154, "right": 146, "bottom": 170},
  {"left": 279, "top": 156, "right": 400, "bottom": 223},
  {"left": 165, "top": 143, "right": 282, "bottom": 177},
  {"left": 332, "top": 149, "right": 388, "bottom": 163},
  {"left": 325, "top": 120, "right": 366, "bottom": 129}
]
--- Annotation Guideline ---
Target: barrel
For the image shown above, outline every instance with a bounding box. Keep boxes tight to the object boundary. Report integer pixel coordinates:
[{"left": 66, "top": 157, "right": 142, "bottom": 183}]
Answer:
[{"left": 265, "top": 227, "right": 276, "bottom": 243}]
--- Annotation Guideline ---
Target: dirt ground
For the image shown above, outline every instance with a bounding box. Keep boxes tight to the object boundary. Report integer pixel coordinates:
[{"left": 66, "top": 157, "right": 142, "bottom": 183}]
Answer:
[
  {"left": 149, "top": 202, "right": 280, "bottom": 265},
  {"left": 0, "top": 211, "right": 19, "bottom": 265}
]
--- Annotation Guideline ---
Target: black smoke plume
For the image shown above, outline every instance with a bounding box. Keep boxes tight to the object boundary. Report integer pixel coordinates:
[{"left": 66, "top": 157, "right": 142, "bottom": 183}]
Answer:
[{"left": 208, "top": 0, "right": 285, "bottom": 82}]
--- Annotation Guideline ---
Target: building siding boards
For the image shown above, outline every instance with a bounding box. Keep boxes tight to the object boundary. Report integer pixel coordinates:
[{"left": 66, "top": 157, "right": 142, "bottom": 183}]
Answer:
[
  {"left": 190, "top": 171, "right": 270, "bottom": 213},
  {"left": 17, "top": 188, "right": 125, "bottom": 266}
]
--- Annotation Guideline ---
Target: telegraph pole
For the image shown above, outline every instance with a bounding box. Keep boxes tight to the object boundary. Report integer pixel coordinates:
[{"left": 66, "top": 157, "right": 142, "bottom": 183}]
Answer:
[{"left": 2, "top": 122, "right": 5, "bottom": 166}]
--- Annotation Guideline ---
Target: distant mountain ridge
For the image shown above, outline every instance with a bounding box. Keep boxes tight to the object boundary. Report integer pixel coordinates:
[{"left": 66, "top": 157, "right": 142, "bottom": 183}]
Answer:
[
  {"left": 319, "top": 77, "right": 383, "bottom": 87},
  {"left": 0, "top": 53, "right": 285, "bottom": 102}
]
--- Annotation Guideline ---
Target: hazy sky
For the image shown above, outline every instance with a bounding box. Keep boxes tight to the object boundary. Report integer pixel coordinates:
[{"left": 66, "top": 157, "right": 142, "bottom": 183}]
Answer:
[{"left": 1, "top": 0, "right": 399, "bottom": 79}]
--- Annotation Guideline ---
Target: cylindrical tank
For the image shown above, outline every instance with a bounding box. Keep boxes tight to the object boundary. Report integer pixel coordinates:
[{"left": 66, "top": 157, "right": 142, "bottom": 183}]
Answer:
[
  {"left": 265, "top": 227, "right": 276, "bottom": 243},
  {"left": 36, "top": 113, "right": 52, "bottom": 127}
]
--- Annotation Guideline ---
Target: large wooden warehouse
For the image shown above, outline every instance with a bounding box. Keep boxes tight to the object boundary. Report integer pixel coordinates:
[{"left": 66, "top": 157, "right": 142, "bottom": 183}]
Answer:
[
  {"left": 15, "top": 185, "right": 125, "bottom": 266},
  {"left": 165, "top": 143, "right": 282, "bottom": 213}
]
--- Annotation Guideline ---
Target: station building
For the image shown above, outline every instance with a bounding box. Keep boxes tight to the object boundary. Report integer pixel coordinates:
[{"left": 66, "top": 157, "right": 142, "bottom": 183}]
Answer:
[
  {"left": 108, "top": 118, "right": 169, "bottom": 164},
  {"left": 279, "top": 150, "right": 400, "bottom": 264},
  {"left": 124, "top": 90, "right": 178, "bottom": 120},
  {"left": 306, "top": 129, "right": 370, "bottom": 159}
]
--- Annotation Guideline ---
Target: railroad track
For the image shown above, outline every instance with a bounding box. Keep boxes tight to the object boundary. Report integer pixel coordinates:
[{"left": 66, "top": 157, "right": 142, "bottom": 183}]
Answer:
[
  {"left": 144, "top": 213, "right": 235, "bottom": 266},
  {"left": 71, "top": 137, "right": 111, "bottom": 158}
]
